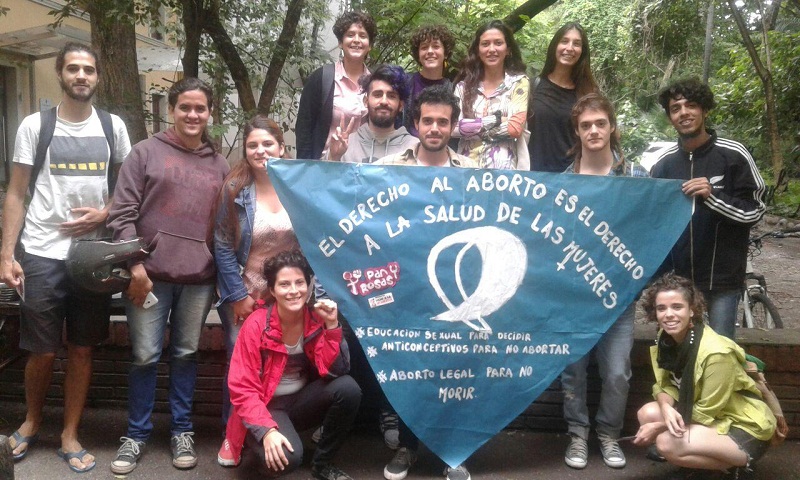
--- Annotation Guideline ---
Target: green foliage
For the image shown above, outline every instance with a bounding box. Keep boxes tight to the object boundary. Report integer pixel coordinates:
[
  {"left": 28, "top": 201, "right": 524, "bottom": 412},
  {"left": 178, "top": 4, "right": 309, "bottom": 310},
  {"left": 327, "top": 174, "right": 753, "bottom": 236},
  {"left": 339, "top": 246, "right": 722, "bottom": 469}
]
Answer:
[
  {"left": 190, "top": 0, "right": 330, "bottom": 153},
  {"left": 714, "top": 30, "right": 800, "bottom": 174}
]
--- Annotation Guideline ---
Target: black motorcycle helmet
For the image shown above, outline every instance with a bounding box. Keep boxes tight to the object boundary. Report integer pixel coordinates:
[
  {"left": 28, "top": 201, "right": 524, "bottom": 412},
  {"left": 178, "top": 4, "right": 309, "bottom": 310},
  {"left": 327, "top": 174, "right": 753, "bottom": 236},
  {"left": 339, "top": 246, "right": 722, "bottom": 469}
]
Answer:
[{"left": 66, "top": 238, "right": 149, "bottom": 294}]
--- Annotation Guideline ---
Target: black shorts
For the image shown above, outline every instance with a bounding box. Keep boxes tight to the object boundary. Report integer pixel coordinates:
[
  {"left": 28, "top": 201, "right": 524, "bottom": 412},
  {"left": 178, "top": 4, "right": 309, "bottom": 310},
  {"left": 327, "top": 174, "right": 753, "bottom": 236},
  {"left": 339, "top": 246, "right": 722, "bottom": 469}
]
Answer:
[
  {"left": 728, "top": 426, "right": 770, "bottom": 465},
  {"left": 19, "top": 252, "right": 111, "bottom": 353}
]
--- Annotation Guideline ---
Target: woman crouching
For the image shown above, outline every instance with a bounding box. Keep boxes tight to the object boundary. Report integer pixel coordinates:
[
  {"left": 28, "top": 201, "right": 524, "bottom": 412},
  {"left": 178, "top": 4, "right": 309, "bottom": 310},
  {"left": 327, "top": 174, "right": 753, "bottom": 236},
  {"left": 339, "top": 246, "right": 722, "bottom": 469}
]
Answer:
[
  {"left": 633, "top": 273, "right": 775, "bottom": 479},
  {"left": 226, "top": 250, "right": 361, "bottom": 480}
]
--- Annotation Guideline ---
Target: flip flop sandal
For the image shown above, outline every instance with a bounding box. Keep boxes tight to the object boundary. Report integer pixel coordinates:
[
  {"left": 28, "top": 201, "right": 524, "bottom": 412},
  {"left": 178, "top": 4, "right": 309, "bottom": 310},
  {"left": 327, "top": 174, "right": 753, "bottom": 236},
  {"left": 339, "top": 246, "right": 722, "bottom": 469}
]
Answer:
[
  {"left": 11, "top": 430, "right": 39, "bottom": 462},
  {"left": 57, "top": 448, "right": 97, "bottom": 473}
]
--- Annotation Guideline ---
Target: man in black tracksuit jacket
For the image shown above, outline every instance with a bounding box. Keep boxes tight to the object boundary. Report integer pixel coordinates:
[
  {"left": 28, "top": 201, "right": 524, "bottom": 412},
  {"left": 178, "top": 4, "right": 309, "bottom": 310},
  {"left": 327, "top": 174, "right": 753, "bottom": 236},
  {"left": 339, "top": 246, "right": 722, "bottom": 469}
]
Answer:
[{"left": 651, "top": 78, "right": 765, "bottom": 339}]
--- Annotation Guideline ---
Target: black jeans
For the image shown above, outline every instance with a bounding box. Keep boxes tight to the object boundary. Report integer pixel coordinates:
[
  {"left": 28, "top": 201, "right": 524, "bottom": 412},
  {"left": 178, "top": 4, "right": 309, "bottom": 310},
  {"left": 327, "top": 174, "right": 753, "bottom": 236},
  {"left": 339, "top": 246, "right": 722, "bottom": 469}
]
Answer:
[{"left": 246, "top": 375, "right": 361, "bottom": 472}]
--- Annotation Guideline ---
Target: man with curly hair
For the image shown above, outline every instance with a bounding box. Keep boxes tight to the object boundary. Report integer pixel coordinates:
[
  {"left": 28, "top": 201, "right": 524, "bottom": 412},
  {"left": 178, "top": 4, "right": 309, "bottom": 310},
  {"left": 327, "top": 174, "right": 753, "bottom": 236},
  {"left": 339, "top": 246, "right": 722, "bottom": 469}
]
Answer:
[
  {"left": 403, "top": 25, "right": 456, "bottom": 137},
  {"left": 329, "top": 65, "right": 419, "bottom": 163},
  {"left": 651, "top": 78, "right": 766, "bottom": 340}
]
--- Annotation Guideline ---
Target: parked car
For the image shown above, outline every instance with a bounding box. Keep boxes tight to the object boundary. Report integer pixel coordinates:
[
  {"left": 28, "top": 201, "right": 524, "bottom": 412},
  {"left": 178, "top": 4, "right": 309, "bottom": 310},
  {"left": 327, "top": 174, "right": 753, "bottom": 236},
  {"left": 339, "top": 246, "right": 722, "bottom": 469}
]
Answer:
[{"left": 638, "top": 141, "right": 677, "bottom": 173}]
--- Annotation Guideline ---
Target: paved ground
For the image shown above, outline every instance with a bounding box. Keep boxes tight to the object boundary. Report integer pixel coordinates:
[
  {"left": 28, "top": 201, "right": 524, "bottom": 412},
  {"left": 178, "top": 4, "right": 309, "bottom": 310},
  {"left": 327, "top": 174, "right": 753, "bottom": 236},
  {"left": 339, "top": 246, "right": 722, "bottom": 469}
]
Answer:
[{"left": 1, "top": 401, "right": 798, "bottom": 480}]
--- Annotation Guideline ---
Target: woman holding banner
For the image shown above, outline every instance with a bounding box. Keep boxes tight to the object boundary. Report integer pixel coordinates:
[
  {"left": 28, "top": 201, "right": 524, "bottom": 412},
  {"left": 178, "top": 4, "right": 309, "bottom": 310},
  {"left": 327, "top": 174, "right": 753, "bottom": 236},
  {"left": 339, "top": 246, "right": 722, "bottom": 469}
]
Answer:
[
  {"left": 295, "top": 11, "right": 376, "bottom": 160},
  {"left": 528, "top": 22, "right": 598, "bottom": 172},
  {"left": 452, "top": 19, "right": 529, "bottom": 170},
  {"left": 225, "top": 251, "right": 360, "bottom": 480},
  {"left": 633, "top": 274, "right": 776, "bottom": 479},
  {"left": 213, "top": 116, "right": 300, "bottom": 466}
]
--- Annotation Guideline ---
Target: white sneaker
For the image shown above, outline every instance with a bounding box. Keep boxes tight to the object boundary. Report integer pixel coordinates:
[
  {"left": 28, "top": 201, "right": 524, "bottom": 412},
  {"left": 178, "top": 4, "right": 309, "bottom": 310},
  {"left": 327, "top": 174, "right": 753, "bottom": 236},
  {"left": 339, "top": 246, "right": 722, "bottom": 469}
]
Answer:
[
  {"left": 564, "top": 434, "right": 588, "bottom": 469},
  {"left": 444, "top": 464, "right": 471, "bottom": 480}
]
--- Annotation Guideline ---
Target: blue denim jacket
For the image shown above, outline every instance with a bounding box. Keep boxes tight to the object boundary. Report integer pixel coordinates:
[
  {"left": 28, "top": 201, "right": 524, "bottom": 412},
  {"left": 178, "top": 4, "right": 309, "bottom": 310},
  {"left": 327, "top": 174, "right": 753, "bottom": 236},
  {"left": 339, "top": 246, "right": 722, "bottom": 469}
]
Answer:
[{"left": 214, "top": 182, "right": 255, "bottom": 306}]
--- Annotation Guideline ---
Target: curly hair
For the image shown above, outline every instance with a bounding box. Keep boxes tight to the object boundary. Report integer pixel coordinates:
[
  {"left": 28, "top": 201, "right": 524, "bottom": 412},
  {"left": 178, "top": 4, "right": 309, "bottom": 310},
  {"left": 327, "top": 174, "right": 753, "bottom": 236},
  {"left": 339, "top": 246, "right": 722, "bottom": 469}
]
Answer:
[
  {"left": 264, "top": 250, "right": 314, "bottom": 288},
  {"left": 412, "top": 84, "right": 461, "bottom": 123},
  {"left": 333, "top": 11, "right": 377, "bottom": 45},
  {"left": 566, "top": 93, "right": 623, "bottom": 172},
  {"left": 454, "top": 20, "right": 526, "bottom": 119},
  {"left": 410, "top": 25, "right": 456, "bottom": 65},
  {"left": 541, "top": 23, "right": 598, "bottom": 98},
  {"left": 358, "top": 64, "right": 410, "bottom": 102},
  {"left": 641, "top": 273, "right": 707, "bottom": 325},
  {"left": 658, "top": 77, "right": 716, "bottom": 115}
]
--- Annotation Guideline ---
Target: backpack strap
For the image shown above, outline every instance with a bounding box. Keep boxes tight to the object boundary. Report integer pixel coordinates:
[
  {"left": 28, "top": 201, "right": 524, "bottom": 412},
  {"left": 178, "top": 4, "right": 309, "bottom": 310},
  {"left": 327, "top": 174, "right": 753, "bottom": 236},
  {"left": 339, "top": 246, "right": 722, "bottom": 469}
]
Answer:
[
  {"left": 29, "top": 107, "right": 58, "bottom": 196},
  {"left": 29, "top": 106, "right": 117, "bottom": 197},
  {"left": 96, "top": 108, "right": 117, "bottom": 194}
]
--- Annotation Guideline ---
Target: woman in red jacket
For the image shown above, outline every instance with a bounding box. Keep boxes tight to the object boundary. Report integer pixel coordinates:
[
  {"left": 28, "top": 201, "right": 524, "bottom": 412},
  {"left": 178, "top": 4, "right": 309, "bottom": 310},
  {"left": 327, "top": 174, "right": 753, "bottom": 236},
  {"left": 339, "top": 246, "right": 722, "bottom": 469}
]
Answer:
[{"left": 226, "top": 251, "right": 361, "bottom": 480}]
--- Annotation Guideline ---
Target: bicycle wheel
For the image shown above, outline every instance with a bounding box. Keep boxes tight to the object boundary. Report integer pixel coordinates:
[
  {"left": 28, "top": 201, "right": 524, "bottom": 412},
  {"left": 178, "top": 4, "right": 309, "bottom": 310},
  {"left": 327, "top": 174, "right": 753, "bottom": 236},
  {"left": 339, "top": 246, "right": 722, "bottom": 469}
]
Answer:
[{"left": 747, "top": 292, "right": 783, "bottom": 329}]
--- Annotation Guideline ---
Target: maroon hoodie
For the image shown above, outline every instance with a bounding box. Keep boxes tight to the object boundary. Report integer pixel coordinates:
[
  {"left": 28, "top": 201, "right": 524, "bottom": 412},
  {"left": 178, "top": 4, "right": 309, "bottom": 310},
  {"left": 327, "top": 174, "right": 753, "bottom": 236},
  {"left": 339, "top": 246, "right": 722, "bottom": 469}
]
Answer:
[{"left": 108, "top": 129, "right": 230, "bottom": 284}]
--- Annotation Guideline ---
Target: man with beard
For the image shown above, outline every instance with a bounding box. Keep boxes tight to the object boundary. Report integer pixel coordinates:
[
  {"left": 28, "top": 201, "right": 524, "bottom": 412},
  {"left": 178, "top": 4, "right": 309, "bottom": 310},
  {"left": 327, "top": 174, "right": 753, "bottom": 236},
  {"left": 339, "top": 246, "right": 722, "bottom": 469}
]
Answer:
[
  {"left": 651, "top": 78, "right": 765, "bottom": 340},
  {"left": 329, "top": 64, "right": 418, "bottom": 164},
  {"left": 377, "top": 85, "right": 476, "bottom": 168},
  {"left": 375, "top": 85, "right": 477, "bottom": 480},
  {"left": 0, "top": 42, "right": 130, "bottom": 473}
]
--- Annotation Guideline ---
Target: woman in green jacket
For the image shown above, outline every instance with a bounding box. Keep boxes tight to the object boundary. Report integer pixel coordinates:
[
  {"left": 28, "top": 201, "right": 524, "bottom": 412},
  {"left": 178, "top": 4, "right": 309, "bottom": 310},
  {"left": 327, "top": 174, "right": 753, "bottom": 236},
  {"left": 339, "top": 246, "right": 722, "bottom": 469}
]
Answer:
[{"left": 633, "top": 274, "right": 776, "bottom": 479}]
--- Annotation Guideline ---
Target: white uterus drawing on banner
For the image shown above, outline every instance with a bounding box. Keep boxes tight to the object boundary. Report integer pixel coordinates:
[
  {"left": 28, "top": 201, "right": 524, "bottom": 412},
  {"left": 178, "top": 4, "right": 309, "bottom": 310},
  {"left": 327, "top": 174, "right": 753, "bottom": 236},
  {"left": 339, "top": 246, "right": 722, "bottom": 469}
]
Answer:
[{"left": 427, "top": 226, "right": 527, "bottom": 333}]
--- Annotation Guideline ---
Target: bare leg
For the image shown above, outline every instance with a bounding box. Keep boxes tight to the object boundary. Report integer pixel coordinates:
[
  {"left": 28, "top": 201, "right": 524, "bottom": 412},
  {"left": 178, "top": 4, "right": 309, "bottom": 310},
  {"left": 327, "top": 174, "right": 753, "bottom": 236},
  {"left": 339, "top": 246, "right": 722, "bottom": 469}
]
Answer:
[
  {"left": 656, "top": 424, "right": 748, "bottom": 471},
  {"left": 60, "top": 344, "right": 94, "bottom": 470},
  {"left": 10, "top": 353, "right": 55, "bottom": 456}
]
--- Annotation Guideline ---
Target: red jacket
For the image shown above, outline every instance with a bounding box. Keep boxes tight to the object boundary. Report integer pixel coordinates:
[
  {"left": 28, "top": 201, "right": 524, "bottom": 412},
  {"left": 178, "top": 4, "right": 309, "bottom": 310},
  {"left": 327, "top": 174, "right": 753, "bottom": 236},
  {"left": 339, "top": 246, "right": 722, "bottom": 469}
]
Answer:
[{"left": 226, "top": 302, "right": 349, "bottom": 454}]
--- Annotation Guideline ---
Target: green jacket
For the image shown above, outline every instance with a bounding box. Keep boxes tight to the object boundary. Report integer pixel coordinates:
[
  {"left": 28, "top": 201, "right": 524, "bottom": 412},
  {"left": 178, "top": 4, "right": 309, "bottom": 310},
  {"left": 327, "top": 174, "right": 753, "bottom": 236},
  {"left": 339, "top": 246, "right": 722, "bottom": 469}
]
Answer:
[{"left": 650, "top": 326, "right": 776, "bottom": 441}]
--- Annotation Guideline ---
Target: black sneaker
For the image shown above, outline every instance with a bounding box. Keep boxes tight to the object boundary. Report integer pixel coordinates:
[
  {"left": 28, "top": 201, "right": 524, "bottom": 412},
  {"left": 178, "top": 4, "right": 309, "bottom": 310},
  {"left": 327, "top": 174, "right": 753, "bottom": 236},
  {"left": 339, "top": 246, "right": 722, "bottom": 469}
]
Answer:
[
  {"left": 646, "top": 444, "right": 666, "bottom": 462},
  {"left": 110, "top": 437, "right": 145, "bottom": 474},
  {"left": 312, "top": 464, "right": 354, "bottom": 480},
  {"left": 384, "top": 447, "right": 418, "bottom": 480},
  {"left": 171, "top": 432, "right": 197, "bottom": 469}
]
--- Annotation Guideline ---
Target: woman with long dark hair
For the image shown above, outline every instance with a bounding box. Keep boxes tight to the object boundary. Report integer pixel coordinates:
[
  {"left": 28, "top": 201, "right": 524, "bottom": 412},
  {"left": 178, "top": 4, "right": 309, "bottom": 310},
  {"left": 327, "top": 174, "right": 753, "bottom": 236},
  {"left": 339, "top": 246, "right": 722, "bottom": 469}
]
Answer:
[
  {"left": 633, "top": 274, "right": 777, "bottom": 479},
  {"left": 213, "top": 116, "right": 300, "bottom": 466},
  {"left": 295, "top": 11, "right": 376, "bottom": 160},
  {"left": 529, "top": 22, "right": 599, "bottom": 172},
  {"left": 452, "top": 20, "right": 529, "bottom": 170}
]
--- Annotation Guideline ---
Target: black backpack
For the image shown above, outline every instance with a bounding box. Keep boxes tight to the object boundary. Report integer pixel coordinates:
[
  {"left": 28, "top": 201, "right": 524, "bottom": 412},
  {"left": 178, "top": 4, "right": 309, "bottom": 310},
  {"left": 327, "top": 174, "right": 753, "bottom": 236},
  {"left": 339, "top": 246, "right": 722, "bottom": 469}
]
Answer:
[{"left": 28, "top": 106, "right": 117, "bottom": 197}]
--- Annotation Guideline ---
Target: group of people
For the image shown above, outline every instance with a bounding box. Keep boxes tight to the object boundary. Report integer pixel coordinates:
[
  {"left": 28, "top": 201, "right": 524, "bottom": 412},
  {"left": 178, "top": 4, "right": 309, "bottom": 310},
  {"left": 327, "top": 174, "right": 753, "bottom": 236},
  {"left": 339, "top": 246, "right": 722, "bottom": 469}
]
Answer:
[{"left": 0, "top": 8, "right": 774, "bottom": 480}]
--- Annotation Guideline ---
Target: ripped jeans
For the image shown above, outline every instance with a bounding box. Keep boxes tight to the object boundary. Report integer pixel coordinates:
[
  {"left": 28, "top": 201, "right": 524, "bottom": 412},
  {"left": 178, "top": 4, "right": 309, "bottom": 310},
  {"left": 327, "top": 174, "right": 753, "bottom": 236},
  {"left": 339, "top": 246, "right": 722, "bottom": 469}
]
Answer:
[{"left": 561, "top": 303, "right": 635, "bottom": 440}]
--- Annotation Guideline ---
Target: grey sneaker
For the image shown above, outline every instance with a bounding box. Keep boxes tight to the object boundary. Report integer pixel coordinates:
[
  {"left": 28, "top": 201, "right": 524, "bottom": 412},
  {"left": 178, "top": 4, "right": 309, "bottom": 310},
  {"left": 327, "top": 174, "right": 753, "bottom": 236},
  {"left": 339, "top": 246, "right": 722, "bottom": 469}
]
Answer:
[
  {"left": 312, "top": 425, "right": 323, "bottom": 443},
  {"left": 444, "top": 464, "right": 471, "bottom": 480},
  {"left": 384, "top": 447, "right": 418, "bottom": 480},
  {"left": 110, "top": 437, "right": 145, "bottom": 474},
  {"left": 564, "top": 434, "right": 588, "bottom": 469},
  {"left": 380, "top": 410, "right": 400, "bottom": 450},
  {"left": 171, "top": 432, "right": 197, "bottom": 469},
  {"left": 312, "top": 464, "right": 354, "bottom": 480},
  {"left": 598, "top": 433, "right": 626, "bottom": 468}
]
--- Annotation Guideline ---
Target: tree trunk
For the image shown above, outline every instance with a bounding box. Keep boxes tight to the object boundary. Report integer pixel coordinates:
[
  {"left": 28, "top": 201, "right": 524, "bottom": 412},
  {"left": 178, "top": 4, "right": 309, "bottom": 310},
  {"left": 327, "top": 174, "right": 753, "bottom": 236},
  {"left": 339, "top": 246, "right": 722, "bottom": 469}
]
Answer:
[
  {"left": 727, "top": 0, "right": 785, "bottom": 182},
  {"left": 181, "top": 0, "right": 201, "bottom": 78},
  {"left": 88, "top": 0, "right": 148, "bottom": 144},
  {"left": 202, "top": 5, "right": 257, "bottom": 115},
  {"left": 702, "top": 0, "right": 714, "bottom": 82},
  {"left": 503, "top": 0, "right": 559, "bottom": 32},
  {"left": 257, "top": 0, "right": 306, "bottom": 113}
]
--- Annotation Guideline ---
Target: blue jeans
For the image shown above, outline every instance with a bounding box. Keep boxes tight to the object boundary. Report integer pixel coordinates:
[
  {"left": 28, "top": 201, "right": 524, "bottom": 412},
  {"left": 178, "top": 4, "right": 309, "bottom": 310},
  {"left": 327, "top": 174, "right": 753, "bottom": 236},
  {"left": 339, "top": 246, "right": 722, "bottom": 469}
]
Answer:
[
  {"left": 561, "top": 303, "right": 635, "bottom": 439},
  {"left": 702, "top": 289, "right": 739, "bottom": 340},
  {"left": 217, "top": 301, "right": 242, "bottom": 431},
  {"left": 125, "top": 281, "right": 215, "bottom": 440}
]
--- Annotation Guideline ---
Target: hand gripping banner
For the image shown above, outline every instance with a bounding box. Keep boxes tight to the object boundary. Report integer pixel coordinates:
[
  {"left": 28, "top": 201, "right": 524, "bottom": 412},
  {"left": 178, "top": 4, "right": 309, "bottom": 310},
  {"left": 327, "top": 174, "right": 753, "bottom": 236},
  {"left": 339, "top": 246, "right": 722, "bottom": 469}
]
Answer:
[{"left": 268, "top": 160, "right": 691, "bottom": 467}]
